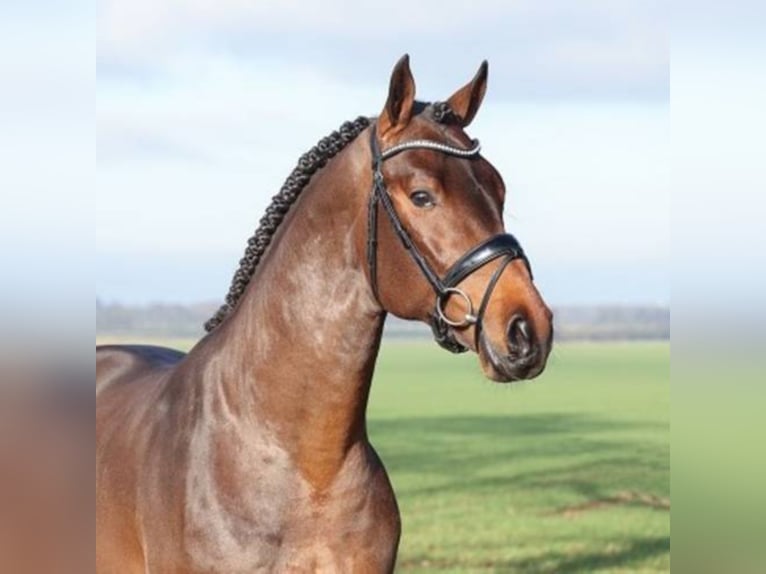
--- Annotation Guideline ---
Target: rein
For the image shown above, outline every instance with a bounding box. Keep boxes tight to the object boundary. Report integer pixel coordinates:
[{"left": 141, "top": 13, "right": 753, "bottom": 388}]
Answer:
[{"left": 367, "top": 124, "right": 532, "bottom": 354}]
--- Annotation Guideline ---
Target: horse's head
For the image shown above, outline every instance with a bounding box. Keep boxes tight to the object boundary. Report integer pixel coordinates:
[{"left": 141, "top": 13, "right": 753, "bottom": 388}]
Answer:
[{"left": 361, "top": 55, "right": 552, "bottom": 382}]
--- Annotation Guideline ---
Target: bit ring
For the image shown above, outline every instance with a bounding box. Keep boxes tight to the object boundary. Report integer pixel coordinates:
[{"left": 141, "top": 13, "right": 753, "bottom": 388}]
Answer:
[{"left": 436, "top": 288, "right": 477, "bottom": 328}]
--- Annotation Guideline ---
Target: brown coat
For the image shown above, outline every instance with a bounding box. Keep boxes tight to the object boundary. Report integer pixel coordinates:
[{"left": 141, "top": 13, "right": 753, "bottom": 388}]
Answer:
[{"left": 96, "top": 56, "right": 551, "bottom": 573}]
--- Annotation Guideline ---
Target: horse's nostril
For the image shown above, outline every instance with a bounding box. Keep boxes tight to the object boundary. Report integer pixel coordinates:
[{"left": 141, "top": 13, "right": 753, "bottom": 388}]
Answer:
[{"left": 507, "top": 315, "right": 534, "bottom": 359}]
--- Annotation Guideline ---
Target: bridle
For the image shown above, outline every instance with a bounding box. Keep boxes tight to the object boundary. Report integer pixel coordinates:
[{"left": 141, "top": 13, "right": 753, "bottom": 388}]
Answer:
[{"left": 367, "top": 123, "right": 532, "bottom": 354}]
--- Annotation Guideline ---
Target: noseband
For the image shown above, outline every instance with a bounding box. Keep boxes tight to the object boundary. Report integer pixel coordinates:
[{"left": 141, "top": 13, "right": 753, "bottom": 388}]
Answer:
[{"left": 367, "top": 124, "right": 532, "bottom": 354}]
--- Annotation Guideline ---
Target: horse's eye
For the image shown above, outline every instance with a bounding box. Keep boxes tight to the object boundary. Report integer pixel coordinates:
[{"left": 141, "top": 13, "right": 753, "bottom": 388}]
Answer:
[{"left": 410, "top": 190, "right": 435, "bottom": 208}]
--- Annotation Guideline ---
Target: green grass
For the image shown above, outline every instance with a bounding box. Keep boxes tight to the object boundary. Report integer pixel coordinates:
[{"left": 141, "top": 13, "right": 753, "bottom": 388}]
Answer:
[
  {"left": 97, "top": 338, "right": 669, "bottom": 572},
  {"left": 369, "top": 342, "right": 669, "bottom": 573}
]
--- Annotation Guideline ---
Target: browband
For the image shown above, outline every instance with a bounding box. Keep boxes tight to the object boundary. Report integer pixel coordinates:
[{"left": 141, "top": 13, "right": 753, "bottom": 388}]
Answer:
[{"left": 379, "top": 138, "right": 481, "bottom": 161}]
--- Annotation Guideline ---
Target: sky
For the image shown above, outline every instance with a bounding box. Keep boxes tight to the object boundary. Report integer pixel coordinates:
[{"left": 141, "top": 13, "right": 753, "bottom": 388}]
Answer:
[
  {"left": 1, "top": 2, "right": 93, "bottom": 333},
  {"left": 95, "top": 1, "right": 669, "bottom": 306}
]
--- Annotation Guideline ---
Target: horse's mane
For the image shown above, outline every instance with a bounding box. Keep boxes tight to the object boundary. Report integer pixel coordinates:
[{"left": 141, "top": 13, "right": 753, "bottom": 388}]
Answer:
[
  {"left": 205, "top": 103, "right": 456, "bottom": 332},
  {"left": 204, "top": 116, "right": 371, "bottom": 331}
]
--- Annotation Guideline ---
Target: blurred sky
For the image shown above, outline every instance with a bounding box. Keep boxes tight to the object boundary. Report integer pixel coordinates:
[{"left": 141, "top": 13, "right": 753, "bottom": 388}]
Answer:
[{"left": 96, "top": 1, "right": 669, "bottom": 305}]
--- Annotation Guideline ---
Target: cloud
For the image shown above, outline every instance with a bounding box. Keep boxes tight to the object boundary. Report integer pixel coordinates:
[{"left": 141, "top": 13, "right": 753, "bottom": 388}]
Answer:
[
  {"left": 97, "top": 53, "right": 383, "bottom": 167},
  {"left": 95, "top": 1, "right": 669, "bottom": 304},
  {"left": 98, "top": 0, "right": 668, "bottom": 102}
]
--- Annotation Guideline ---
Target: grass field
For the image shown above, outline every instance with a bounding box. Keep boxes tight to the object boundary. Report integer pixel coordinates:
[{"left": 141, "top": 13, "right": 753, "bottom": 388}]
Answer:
[
  {"left": 96, "top": 338, "right": 669, "bottom": 572},
  {"left": 370, "top": 342, "right": 669, "bottom": 573}
]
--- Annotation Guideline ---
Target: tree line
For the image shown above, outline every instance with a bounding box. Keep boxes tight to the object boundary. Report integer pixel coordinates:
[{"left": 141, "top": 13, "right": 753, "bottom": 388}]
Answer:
[{"left": 97, "top": 300, "right": 669, "bottom": 342}]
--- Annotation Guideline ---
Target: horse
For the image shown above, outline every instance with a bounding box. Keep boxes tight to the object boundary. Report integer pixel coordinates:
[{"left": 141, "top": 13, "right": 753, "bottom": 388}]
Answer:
[{"left": 96, "top": 55, "right": 553, "bottom": 573}]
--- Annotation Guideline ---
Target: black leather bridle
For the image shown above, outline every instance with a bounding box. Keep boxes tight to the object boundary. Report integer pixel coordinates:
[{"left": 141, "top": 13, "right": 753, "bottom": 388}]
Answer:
[{"left": 367, "top": 124, "right": 532, "bottom": 354}]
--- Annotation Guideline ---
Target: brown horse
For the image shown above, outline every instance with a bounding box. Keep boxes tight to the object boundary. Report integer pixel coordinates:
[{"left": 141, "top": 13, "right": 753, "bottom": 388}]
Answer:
[{"left": 96, "top": 55, "right": 552, "bottom": 573}]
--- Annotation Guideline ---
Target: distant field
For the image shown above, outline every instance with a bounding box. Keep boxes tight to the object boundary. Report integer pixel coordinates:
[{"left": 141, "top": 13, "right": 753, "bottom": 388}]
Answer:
[{"left": 96, "top": 338, "right": 669, "bottom": 573}]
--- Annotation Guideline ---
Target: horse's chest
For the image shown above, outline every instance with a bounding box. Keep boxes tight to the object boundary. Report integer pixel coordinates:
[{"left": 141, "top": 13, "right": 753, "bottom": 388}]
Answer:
[
  {"left": 180, "top": 491, "right": 397, "bottom": 573},
  {"left": 177, "top": 444, "right": 399, "bottom": 573}
]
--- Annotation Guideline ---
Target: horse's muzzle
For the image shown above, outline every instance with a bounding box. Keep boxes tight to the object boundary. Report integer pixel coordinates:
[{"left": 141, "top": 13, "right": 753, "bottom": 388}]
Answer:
[{"left": 478, "top": 314, "right": 551, "bottom": 382}]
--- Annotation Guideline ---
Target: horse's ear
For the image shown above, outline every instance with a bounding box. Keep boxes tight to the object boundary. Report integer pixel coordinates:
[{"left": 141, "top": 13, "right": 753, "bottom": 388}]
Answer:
[
  {"left": 378, "top": 54, "right": 416, "bottom": 136},
  {"left": 446, "top": 60, "right": 488, "bottom": 127}
]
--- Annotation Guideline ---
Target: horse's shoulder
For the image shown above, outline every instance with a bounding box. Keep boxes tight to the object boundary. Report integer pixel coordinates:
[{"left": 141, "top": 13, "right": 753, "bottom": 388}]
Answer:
[{"left": 96, "top": 345, "right": 185, "bottom": 391}]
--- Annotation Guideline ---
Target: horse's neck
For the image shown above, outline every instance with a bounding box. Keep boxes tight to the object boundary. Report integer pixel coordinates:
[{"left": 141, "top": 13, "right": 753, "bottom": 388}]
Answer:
[{"left": 192, "top": 137, "right": 384, "bottom": 486}]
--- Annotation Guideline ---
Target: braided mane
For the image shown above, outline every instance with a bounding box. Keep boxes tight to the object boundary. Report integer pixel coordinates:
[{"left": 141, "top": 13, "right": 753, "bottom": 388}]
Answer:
[
  {"left": 204, "top": 116, "right": 371, "bottom": 331},
  {"left": 205, "top": 103, "right": 455, "bottom": 332}
]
